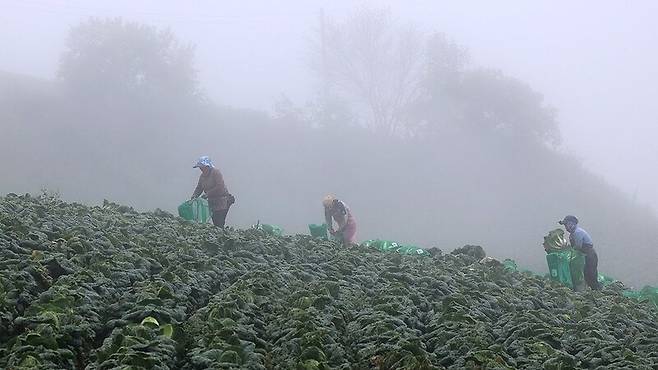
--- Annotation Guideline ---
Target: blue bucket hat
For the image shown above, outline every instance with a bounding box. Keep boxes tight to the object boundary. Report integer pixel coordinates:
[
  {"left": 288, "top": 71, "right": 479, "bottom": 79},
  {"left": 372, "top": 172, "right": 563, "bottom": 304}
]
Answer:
[{"left": 193, "top": 156, "right": 214, "bottom": 168}]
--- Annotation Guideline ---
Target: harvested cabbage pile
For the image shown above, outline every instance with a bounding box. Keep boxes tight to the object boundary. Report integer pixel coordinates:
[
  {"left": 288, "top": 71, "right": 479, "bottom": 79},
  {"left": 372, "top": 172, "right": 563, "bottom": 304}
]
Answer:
[{"left": 1, "top": 193, "right": 657, "bottom": 369}]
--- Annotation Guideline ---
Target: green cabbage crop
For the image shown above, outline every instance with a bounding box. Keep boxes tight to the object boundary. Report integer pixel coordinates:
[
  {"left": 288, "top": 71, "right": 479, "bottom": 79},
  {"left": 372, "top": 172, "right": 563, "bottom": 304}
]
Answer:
[{"left": 1, "top": 194, "right": 656, "bottom": 369}]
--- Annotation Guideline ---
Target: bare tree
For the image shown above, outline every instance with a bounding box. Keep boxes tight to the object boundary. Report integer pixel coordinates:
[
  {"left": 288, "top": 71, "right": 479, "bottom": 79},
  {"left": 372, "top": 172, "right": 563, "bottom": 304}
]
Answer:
[{"left": 312, "top": 8, "right": 423, "bottom": 136}]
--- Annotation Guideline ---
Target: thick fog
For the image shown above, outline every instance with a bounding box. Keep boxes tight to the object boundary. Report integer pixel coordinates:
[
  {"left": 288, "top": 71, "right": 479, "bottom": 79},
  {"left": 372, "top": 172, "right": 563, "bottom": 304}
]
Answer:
[{"left": 1, "top": 1, "right": 657, "bottom": 287}]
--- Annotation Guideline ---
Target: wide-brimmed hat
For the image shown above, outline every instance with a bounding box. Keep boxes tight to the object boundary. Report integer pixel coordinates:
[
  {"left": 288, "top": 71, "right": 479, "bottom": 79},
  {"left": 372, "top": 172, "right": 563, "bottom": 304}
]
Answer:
[{"left": 322, "top": 194, "right": 336, "bottom": 208}]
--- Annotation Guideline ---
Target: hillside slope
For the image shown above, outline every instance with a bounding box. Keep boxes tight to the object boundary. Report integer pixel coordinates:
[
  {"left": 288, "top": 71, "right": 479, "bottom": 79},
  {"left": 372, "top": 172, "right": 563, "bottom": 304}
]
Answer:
[{"left": 1, "top": 72, "right": 657, "bottom": 287}]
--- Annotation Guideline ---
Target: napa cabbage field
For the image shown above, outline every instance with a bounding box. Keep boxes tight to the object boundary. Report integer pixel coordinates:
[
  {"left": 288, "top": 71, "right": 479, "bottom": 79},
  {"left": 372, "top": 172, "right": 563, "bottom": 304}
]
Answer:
[{"left": 1, "top": 193, "right": 657, "bottom": 369}]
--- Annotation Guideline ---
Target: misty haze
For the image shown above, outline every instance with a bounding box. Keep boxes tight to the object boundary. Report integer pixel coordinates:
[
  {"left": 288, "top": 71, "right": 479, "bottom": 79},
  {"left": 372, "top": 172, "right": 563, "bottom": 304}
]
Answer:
[{"left": 1, "top": 1, "right": 657, "bottom": 369}]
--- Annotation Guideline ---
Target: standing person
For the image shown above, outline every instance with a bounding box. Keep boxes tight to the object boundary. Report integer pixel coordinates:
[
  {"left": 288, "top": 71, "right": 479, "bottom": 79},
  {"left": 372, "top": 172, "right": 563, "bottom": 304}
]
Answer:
[
  {"left": 558, "top": 215, "right": 602, "bottom": 290},
  {"left": 323, "top": 195, "right": 357, "bottom": 245},
  {"left": 191, "top": 156, "right": 234, "bottom": 227}
]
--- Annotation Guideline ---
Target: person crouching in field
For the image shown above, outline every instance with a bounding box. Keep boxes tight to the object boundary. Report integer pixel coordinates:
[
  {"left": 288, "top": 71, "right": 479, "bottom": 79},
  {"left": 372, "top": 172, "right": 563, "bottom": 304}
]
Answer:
[{"left": 323, "top": 195, "right": 357, "bottom": 246}]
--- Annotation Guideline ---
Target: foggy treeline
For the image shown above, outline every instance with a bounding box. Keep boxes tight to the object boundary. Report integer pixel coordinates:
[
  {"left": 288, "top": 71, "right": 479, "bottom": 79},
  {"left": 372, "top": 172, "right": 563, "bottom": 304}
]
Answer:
[{"left": 0, "top": 12, "right": 655, "bottom": 287}]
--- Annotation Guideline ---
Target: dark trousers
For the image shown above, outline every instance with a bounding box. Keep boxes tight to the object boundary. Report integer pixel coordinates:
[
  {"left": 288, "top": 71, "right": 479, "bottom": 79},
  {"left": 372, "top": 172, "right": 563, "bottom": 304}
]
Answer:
[
  {"left": 582, "top": 247, "right": 602, "bottom": 290},
  {"left": 212, "top": 208, "right": 229, "bottom": 227}
]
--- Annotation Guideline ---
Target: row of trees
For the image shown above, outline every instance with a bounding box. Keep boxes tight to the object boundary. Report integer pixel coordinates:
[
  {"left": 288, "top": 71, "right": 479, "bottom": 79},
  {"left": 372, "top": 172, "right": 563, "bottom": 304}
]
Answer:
[{"left": 57, "top": 12, "right": 558, "bottom": 146}]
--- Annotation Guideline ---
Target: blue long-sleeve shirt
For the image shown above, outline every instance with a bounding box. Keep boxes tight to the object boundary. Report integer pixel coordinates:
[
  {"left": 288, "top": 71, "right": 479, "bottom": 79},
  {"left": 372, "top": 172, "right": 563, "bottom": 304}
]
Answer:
[{"left": 569, "top": 226, "right": 593, "bottom": 250}]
